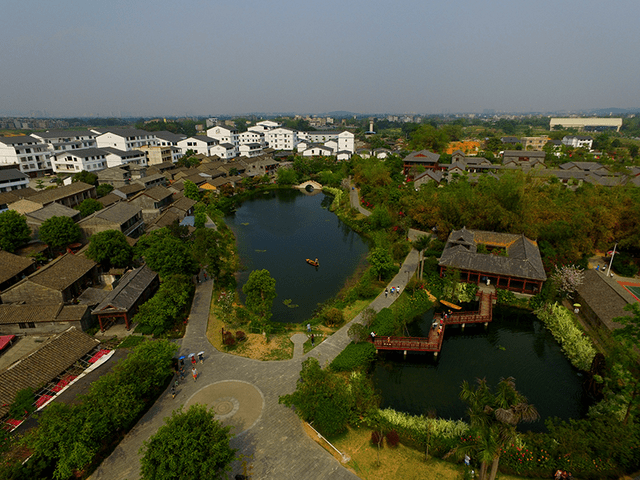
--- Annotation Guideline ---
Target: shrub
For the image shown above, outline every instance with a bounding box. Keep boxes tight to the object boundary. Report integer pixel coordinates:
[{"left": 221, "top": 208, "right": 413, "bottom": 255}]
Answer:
[
  {"left": 370, "top": 308, "right": 396, "bottom": 336},
  {"left": 223, "top": 331, "right": 236, "bottom": 346},
  {"left": 386, "top": 429, "right": 400, "bottom": 447},
  {"left": 9, "top": 387, "right": 35, "bottom": 419},
  {"left": 534, "top": 302, "right": 596, "bottom": 371},
  {"left": 235, "top": 331, "right": 246, "bottom": 342},
  {"left": 330, "top": 342, "right": 376, "bottom": 372},
  {"left": 323, "top": 307, "right": 344, "bottom": 327}
]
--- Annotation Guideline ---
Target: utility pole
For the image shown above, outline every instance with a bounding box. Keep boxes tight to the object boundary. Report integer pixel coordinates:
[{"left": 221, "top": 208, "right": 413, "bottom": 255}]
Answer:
[{"left": 606, "top": 243, "right": 617, "bottom": 277}]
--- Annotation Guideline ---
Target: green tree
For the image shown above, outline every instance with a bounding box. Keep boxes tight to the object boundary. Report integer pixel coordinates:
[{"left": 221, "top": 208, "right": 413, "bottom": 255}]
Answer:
[
  {"left": 96, "top": 183, "right": 114, "bottom": 197},
  {"left": 279, "top": 357, "right": 353, "bottom": 435},
  {"left": 460, "top": 377, "right": 539, "bottom": 480},
  {"left": 183, "top": 180, "right": 202, "bottom": 201},
  {"left": 140, "top": 404, "right": 236, "bottom": 480},
  {"left": 276, "top": 167, "right": 298, "bottom": 185},
  {"left": 72, "top": 170, "right": 98, "bottom": 185},
  {"left": 369, "top": 206, "right": 393, "bottom": 230},
  {"left": 39, "top": 216, "right": 80, "bottom": 249},
  {"left": 367, "top": 247, "right": 395, "bottom": 281},
  {"left": 412, "top": 234, "right": 431, "bottom": 279},
  {"left": 194, "top": 211, "right": 206, "bottom": 228},
  {"left": 77, "top": 198, "right": 103, "bottom": 217},
  {"left": 0, "top": 210, "right": 31, "bottom": 252},
  {"left": 8, "top": 387, "right": 35, "bottom": 419},
  {"left": 133, "top": 275, "right": 193, "bottom": 335},
  {"left": 86, "top": 229, "right": 133, "bottom": 269},
  {"left": 136, "top": 229, "right": 198, "bottom": 278},
  {"left": 242, "top": 269, "right": 277, "bottom": 321}
]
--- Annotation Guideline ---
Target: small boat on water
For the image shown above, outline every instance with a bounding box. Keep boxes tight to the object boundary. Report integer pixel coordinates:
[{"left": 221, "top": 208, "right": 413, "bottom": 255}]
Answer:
[{"left": 306, "top": 258, "right": 319, "bottom": 267}]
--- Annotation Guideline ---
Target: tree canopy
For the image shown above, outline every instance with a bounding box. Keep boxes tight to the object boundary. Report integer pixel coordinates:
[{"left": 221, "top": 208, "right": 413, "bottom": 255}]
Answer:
[
  {"left": 242, "top": 269, "right": 277, "bottom": 321},
  {"left": 135, "top": 228, "right": 198, "bottom": 278},
  {"left": 76, "top": 198, "right": 103, "bottom": 217},
  {"left": 0, "top": 210, "right": 31, "bottom": 252},
  {"left": 96, "top": 183, "right": 114, "bottom": 198},
  {"left": 39, "top": 216, "right": 81, "bottom": 249},
  {"left": 139, "top": 404, "right": 236, "bottom": 480},
  {"left": 86, "top": 229, "right": 133, "bottom": 268},
  {"left": 72, "top": 170, "right": 97, "bottom": 185}
]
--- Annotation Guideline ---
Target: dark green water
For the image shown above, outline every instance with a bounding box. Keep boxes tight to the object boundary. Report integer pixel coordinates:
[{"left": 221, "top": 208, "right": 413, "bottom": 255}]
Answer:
[
  {"left": 225, "top": 189, "right": 370, "bottom": 323},
  {"left": 373, "top": 306, "right": 592, "bottom": 431}
]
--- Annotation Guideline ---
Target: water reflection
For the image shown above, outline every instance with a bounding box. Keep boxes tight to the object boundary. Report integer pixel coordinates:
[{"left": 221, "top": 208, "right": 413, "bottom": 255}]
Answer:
[{"left": 373, "top": 306, "right": 592, "bottom": 432}]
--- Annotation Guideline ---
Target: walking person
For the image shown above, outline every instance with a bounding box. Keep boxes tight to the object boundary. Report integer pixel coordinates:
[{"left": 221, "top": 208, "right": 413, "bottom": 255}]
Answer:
[
  {"left": 171, "top": 385, "right": 176, "bottom": 398},
  {"left": 192, "top": 366, "right": 198, "bottom": 382},
  {"left": 310, "top": 334, "right": 315, "bottom": 346},
  {"left": 384, "top": 288, "right": 388, "bottom": 298},
  {"left": 198, "top": 351, "right": 205, "bottom": 364}
]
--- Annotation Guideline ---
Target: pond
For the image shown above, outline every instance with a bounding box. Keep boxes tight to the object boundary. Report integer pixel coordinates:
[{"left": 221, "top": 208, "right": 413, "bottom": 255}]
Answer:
[
  {"left": 372, "top": 305, "right": 593, "bottom": 431},
  {"left": 225, "top": 188, "right": 370, "bottom": 323}
]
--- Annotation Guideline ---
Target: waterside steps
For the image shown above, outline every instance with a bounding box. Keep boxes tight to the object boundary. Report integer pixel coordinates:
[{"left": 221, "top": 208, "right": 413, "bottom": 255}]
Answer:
[{"left": 371, "top": 290, "right": 497, "bottom": 358}]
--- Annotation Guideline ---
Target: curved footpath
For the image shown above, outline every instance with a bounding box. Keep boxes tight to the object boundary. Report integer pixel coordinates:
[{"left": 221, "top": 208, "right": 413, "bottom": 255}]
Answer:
[{"left": 90, "top": 190, "right": 425, "bottom": 480}]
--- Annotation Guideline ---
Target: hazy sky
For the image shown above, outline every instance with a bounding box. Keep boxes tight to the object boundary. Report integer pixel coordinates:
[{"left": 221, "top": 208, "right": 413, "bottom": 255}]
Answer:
[{"left": 2, "top": 0, "right": 639, "bottom": 117}]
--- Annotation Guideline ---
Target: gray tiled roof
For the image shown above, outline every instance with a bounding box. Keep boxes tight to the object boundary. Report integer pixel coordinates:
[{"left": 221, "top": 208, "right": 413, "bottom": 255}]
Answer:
[
  {"left": 26, "top": 182, "right": 95, "bottom": 206},
  {"left": 404, "top": 150, "right": 440, "bottom": 163},
  {"left": 0, "top": 327, "right": 99, "bottom": 418},
  {"left": 0, "top": 169, "right": 28, "bottom": 182},
  {"left": 28, "top": 253, "right": 96, "bottom": 291},
  {"left": 439, "top": 227, "right": 546, "bottom": 281},
  {"left": 92, "top": 265, "right": 157, "bottom": 314},
  {"left": 89, "top": 202, "right": 141, "bottom": 225},
  {"left": 26, "top": 202, "right": 80, "bottom": 222},
  {"left": 0, "top": 251, "right": 35, "bottom": 285}
]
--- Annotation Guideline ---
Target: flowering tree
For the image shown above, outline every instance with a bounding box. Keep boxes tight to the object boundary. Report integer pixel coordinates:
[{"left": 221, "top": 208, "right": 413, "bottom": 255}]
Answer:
[{"left": 551, "top": 264, "right": 584, "bottom": 299}]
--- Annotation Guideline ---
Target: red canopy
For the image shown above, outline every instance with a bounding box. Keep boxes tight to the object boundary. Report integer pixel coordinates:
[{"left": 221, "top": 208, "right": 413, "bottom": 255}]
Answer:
[{"left": 0, "top": 335, "right": 15, "bottom": 351}]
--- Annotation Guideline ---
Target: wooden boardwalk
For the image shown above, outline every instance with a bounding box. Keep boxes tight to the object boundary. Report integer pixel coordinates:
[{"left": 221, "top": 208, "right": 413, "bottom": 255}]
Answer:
[{"left": 372, "top": 291, "right": 497, "bottom": 355}]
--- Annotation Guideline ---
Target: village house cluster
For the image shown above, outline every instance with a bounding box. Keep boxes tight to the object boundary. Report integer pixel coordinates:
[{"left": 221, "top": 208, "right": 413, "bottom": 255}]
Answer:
[{"left": 0, "top": 120, "right": 356, "bottom": 178}]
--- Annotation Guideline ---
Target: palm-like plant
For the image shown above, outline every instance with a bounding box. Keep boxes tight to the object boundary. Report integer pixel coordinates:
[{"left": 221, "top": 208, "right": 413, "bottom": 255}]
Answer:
[
  {"left": 412, "top": 235, "right": 431, "bottom": 279},
  {"left": 460, "top": 377, "right": 539, "bottom": 480}
]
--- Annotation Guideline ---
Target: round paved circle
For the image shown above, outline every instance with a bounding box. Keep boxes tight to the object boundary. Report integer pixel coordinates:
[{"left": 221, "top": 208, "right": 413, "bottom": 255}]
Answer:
[{"left": 185, "top": 381, "right": 264, "bottom": 436}]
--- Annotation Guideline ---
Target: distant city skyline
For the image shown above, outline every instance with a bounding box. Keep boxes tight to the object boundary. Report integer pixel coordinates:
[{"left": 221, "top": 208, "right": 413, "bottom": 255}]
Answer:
[{"left": 2, "top": 0, "right": 639, "bottom": 118}]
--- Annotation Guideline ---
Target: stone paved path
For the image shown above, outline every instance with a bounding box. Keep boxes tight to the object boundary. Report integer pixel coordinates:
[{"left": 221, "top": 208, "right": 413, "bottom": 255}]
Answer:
[
  {"left": 290, "top": 332, "right": 308, "bottom": 359},
  {"left": 91, "top": 188, "right": 425, "bottom": 480}
]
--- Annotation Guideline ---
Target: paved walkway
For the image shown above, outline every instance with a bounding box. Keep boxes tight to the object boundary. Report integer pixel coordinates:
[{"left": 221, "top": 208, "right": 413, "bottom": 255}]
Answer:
[{"left": 91, "top": 185, "right": 425, "bottom": 480}]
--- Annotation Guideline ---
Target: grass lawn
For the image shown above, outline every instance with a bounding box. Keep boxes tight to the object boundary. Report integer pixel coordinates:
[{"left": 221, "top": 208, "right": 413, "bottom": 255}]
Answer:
[{"left": 322, "top": 427, "right": 547, "bottom": 480}]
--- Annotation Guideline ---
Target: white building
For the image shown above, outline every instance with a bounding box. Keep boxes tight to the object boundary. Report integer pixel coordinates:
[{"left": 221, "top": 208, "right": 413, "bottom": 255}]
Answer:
[
  {"left": 0, "top": 135, "right": 52, "bottom": 177},
  {"left": 297, "top": 130, "right": 355, "bottom": 154},
  {"left": 206, "top": 126, "right": 239, "bottom": 146},
  {"left": 301, "top": 145, "right": 333, "bottom": 157},
  {"left": 93, "top": 128, "right": 157, "bottom": 151},
  {"left": 265, "top": 127, "right": 298, "bottom": 151},
  {"left": 248, "top": 120, "right": 281, "bottom": 134},
  {"left": 177, "top": 136, "right": 220, "bottom": 156},
  {"left": 562, "top": 135, "right": 594, "bottom": 150},
  {"left": 52, "top": 148, "right": 108, "bottom": 174},
  {"left": 101, "top": 147, "right": 148, "bottom": 168},
  {"left": 238, "top": 143, "right": 263, "bottom": 158},
  {"left": 209, "top": 143, "right": 238, "bottom": 160},
  {"left": 0, "top": 168, "right": 30, "bottom": 193},
  {"left": 31, "top": 130, "right": 97, "bottom": 153},
  {"left": 337, "top": 131, "right": 355, "bottom": 153},
  {"left": 239, "top": 130, "right": 266, "bottom": 147}
]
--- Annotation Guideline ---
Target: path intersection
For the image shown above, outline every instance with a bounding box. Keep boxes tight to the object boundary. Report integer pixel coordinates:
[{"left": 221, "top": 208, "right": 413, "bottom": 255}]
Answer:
[{"left": 90, "top": 190, "right": 425, "bottom": 480}]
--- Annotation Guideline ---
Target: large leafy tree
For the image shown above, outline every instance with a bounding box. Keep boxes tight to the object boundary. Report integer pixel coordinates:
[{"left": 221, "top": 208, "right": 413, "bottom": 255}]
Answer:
[
  {"left": 135, "top": 228, "right": 198, "bottom": 278},
  {"left": 460, "top": 377, "right": 539, "bottom": 480},
  {"left": 76, "top": 198, "right": 103, "bottom": 217},
  {"left": 0, "top": 210, "right": 31, "bottom": 252},
  {"left": 242, "top": 269, "right": 276, "bottom": 321},
  {"left": 183, "top": 180, "right": 202, "bottom": 201},
  {"left": 39, "top": 216, "right": 80, "bottom": 249},
  {"left": 140, "top": 404, "right": 236, "bottom": 480},
  {"left": 279, "top": 357, "right": 353, "bottom": 435},
  {"left": 133, "top": 274, "right": 193, "bottom": 335},
  {"left": 367, "top": 247, "right": 395, "bottom": 281},
  {"left": 96, "top": 183, "right": 114, "bottom": 197},
  {"left": 86, "top": 229, "right": 133, "bottom": 269},
  {"left": 72, "top": 170, "right": 97, "bottom": 185}
]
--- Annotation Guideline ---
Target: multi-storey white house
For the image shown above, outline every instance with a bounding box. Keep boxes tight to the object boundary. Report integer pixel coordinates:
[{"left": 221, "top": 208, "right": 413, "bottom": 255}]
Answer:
[
  {"left": 0, "top": 135, "right": 52, "bottom": 177},
  {"left": 177, "top": 136, "right": 220, "bottom": 156},
  {"left": 210, "top": 143, "right": 238, "bottom": 160},
  {"left": 247, "top": 120, "right": 281, "bottom": 134},
  {"left": 297, "top": 130, "right": 355, "bottom": 154},
  {"left": 265, "top": 127, "right": 298, "bottom": 151},
  {"left": 562, "top": 136, "right": 594, "bottom": 150},
  {"left": 206, "top": 126, "right": 239, "bottom": 147},
  {"left": 301, "top": 145, "right": 333, "bottom": 157},
  {"left": 31, "top": 130, "right": 97, "bottom": 153},
  {"left": 239, "top": 143, "right": 263, "bottom": 158},
  {"left": 101, "top": 147, "right": 148, "bottom": 168},
  {"left": 52, "top": 148, "right": 108, "bottom": 173},
  {"left": 153, "top": 131, "right": 186, "bottom": 163},
  {"left": 93, "top": 128, "right": 157, "bottom": 151},
  {"left": 0, "top": 168, "right": 30, "bottom": 193},
  {"left": 239, "top": 130, "right": 266, "bottom": 147}
]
